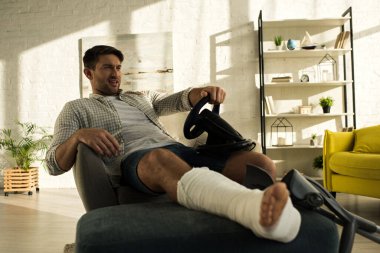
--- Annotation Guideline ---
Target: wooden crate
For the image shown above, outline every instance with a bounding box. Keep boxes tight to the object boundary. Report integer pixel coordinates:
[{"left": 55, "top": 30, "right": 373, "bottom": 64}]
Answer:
[{"left": 4, "top": 167, "right": 39, "bottom": 196}]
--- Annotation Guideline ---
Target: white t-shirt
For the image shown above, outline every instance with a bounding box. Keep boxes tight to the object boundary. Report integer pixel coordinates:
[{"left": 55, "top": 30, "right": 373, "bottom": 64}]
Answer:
[{"left": 107, "top": 96, "right": 177, "bottom": 158}]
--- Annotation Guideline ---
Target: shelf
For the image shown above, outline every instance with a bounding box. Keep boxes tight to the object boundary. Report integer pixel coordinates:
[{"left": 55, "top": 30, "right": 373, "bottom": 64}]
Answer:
[
  {"left": 265, "top": 113, "right": 354, "bottom": 118},
  {"left": 258, "top": 8, "right": 355, "bottom": 174},
  {"left": 267, "top": 145, "right": 323, "bottom": 150},
  {"left": 265, "top": 80, "right": 353, "bottom": 88},
  {"left": 263, "top": 17, "right": 350, "bottom": 28},
  {"left": 264, "top": 49, "right": 351, "bottom": 58}
]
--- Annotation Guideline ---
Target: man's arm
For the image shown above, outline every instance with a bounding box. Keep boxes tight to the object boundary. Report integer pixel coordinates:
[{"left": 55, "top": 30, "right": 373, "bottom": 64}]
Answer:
[
  {"left": 54, "top": 131, "right": 82, "bottom": 172},
  {"left": 54, "top": 128, "right": 121, "bottom": 172},
  {"left": 141, "top": 86, "right": 226, "bottom": 118},
  {"left": 46, "top": 102, "right": 121, "bottom": 175}
]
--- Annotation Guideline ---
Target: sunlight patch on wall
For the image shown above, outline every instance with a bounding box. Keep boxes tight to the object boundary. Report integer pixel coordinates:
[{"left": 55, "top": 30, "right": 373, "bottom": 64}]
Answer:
[
  {"left": 17, "top": 21, "right": 111, "bottom": 123},
  {"left": 0, "top": 60, "right": 4, "bottom": 85},
  {"left": 0, "top": 60, "right": 6, "bottom": 125},
  {"left": 0, "top": 60, "right": 5, "bottom": 91},
  {"left": 130, "top": 1, "right": 172, "bottom": 32}
]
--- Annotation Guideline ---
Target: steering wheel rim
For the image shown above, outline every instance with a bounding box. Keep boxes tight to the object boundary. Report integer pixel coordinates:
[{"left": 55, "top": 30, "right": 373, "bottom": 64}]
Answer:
[{"left": 184, "top": 96, "right": 219, "bottom": 139}]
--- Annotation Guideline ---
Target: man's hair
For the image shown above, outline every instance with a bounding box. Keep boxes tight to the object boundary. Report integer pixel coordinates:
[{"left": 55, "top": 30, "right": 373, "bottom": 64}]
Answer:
[{"left": 83, "top": 45, "right": 124, "bottom": 69}]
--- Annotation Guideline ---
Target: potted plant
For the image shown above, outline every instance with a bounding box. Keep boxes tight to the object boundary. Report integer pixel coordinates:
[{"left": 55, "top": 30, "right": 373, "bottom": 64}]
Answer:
[
  {"left": 312, "top": 155, "right": 323, "bottom": 177},
  {"left": 319, "top": 96, "right": 334, "bottom": 113},
  {"left": 0, "top": 122, "right": 52, "bottom": 196},
  {"left": 0, "top": 122, "right": 52, "bottom": 170},
  {"left": 274, "top": 35, "right": 283, "bottom": 50},
  {"left": 310, "top": 133, "right": 317, "bottom": 146}
]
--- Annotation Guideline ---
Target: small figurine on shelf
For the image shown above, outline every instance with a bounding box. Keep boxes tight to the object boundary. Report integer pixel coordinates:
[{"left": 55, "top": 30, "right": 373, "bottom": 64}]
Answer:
[
  {"left": 274, "top": 35, "right": 283, "bottom": 50},
  {"left": 300, "top": 31, "right": 317, "bottom": 50}
]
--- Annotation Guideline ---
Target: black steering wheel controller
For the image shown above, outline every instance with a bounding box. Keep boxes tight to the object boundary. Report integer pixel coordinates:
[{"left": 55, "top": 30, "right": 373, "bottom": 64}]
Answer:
[{"left": 183, "top": 96, "right": 256, "bottom": 155}]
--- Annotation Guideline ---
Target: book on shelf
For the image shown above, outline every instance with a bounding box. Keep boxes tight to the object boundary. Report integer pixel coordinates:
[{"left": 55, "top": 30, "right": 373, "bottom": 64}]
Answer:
[
  {"left": 264, "top": 96, "right": 272, "bottom": 114},
  {"left": 340, "top": 31, "right": 350, "bottom": 48},
  {"left": 271, "top": 76, "right": 292, "bottom": 83},
  {"left": 334, "top": 32, "right": 343, "bottom": 49},
  {"left": 265, "top": 96, "right": 276, "bottom": 114},
  {"left": 334, "top": 31, "right": 350, "bottom": 49}
]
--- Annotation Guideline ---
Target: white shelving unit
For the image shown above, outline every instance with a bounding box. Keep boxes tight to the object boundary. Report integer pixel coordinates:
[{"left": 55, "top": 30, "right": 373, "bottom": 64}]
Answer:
[
  {"left": 257, "top": 7, "right": 356, "bottom": 174},
  {"left": 265, "top": 80, "right": 353, "bottom": 88},
  {"left": 264, "top": 48, "right": 351, "bottom": 58},
  {"left": 265, "top": 113, "right": 354, "bottom": 118},
  {"left": 267, "top": 145, "right": 323, "bottom": 150},
  {"left": 262, "top": 17, "right": 350, "bottom": 28}
]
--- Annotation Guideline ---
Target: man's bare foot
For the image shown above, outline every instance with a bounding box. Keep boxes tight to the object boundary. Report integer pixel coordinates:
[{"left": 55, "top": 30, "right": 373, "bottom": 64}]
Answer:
[{"left": 260, "top": 182, "right": 289, "bottom": 227}]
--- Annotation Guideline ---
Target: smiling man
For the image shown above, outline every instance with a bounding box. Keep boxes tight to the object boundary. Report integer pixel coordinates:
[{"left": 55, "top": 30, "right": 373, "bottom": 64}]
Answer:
[{"left": 46, "top": 45, "right": 301, "bottom": 243}]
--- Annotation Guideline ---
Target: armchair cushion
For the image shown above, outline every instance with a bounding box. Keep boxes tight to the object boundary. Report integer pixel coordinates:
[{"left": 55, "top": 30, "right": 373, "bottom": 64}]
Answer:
[
  {"left": 353, "top": 125, "right": 380, "bottom": 153},
  {"left": 75, "top": 202, "right": 339, "bottom": 253},
  {"left": 330, "top": 152, "right": 380, "bottom": 179}
]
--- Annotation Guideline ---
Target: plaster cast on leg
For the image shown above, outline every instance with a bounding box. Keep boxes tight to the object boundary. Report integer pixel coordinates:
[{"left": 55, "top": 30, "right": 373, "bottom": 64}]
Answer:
[{"left": 177, "top": 167, "right": 301, "bottom": 243}]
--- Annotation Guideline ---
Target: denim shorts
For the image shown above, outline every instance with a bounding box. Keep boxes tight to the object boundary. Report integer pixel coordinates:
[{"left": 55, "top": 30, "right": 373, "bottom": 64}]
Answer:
[{"left": 121, "top": 143, "right": 229, "bottom": 195}]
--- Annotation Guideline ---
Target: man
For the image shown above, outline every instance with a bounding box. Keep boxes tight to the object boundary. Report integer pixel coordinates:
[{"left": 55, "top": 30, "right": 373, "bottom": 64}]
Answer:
[{"left": 46, "top": 45, "right": 301, "bottom": 243}]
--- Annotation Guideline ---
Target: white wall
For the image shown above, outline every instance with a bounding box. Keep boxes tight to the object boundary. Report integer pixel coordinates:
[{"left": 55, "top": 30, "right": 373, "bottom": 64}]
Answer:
[{"left": 0, "top": 0, "right": 379, "bottom": 188}]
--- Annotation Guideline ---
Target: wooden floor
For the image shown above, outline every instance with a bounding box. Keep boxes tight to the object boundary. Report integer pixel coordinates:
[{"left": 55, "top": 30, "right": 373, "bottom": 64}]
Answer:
[
  {"left": 0, "top": 189, "right": 379, "bottom": 253},
  {"left": 0, "top": 189, "right": 85, "bottom": 253}
]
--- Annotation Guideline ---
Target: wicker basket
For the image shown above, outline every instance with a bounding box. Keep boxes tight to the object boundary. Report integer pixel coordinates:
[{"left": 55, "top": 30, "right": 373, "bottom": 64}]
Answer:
[{"left": 4, "top": 167, "right": 39, "bottom": 196}]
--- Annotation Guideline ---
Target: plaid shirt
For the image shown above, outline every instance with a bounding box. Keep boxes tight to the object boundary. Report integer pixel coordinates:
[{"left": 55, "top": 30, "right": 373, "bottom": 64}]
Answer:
[{"left": 46, "top": 88, "right": 193, "bottom": 177}]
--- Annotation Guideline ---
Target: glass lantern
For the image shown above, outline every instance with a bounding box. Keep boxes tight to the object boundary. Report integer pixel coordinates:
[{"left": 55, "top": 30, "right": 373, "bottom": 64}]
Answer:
[
  {"left": 271, "top": 117, "right": 294, "bottom": 146},
  {"left": 318, "top": 54, "right": 337, "bottom": 82}
]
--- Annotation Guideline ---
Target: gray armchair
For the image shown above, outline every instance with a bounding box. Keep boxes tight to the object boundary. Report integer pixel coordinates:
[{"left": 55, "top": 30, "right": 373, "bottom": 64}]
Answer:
[
  {"left": 73, "top": 143, "right": 168, "bottom": 212},
  {"left": 73, "top": 143, "right": 339, "bottom": 253}
]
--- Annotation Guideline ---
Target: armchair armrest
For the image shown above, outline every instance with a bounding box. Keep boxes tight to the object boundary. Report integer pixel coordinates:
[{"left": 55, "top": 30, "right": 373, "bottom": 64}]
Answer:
[
  {"left": 323, "top": 130, "right": 355, "bottom": 190},
  {"left": 73, "top": 143, "right": 118, "bottom": 212}
]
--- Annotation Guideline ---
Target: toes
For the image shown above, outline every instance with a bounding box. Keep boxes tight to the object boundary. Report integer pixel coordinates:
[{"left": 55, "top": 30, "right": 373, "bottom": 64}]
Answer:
[
  {"left": 260, "top": 198, "right": 275, "bottom": 226},
  {"left": 260, "top": 183, "right": 289, "bottom": 227}
]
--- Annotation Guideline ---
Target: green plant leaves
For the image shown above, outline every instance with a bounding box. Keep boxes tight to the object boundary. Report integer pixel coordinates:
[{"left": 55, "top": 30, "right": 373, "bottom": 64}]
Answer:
[
  {"left": 319, "top": 96, "right": 334, "bottom": 107},
  {"left": 0, "top": 122, "right": 52, "bottom": 170}
]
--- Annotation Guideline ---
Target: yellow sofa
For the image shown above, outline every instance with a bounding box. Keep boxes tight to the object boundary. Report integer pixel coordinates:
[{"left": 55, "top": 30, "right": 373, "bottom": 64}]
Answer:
[{"left": 323, "top": 125, "right": 380, "bottom": 198}]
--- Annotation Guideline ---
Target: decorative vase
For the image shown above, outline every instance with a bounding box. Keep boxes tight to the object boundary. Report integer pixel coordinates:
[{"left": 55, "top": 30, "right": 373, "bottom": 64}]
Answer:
[
  {"left": 322, "top": 106, "right": 331, "bottom": 113},
  {"left": 313, "top": 168, "right": 323, "bottom": 178},
  {"left": 310, "top": 139, "right": 317, "bottom": 146},
  {"left": 287, "top": 39, "right": 297, "bottom": 50}
]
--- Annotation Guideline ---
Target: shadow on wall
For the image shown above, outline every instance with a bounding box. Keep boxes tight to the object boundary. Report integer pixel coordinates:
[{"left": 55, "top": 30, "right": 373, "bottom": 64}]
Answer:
[{"left": 0, "top": 0, "right": 164, "bottom": 128}]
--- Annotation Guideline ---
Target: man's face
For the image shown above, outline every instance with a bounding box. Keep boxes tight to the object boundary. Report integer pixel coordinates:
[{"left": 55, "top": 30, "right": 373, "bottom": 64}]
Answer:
[{"left": 85, "top": 54, "right": 122, "bottom": 96}]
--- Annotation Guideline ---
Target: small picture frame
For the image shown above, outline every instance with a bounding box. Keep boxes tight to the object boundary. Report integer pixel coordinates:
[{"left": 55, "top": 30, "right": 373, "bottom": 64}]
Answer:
[{"left": 299, "top": 105, "right": 312, "bottom": 114}]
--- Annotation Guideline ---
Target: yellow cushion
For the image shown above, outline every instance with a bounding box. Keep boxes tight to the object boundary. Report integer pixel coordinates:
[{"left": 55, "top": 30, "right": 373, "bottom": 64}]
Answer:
[
  {"left": 331, "top": 174, "right": 380, "bottom": 199},
  {"left": 330, "top": 151, "right": 380, "bottom": 180},
  {"left": 353, "top": 125, "right": 380, "bottom": 153}
]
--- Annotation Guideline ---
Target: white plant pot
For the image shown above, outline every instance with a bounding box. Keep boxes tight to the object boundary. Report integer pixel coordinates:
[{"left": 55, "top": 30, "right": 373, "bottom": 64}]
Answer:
[{"left": 312, "top": 168, "right": 323, "bottom": 178}]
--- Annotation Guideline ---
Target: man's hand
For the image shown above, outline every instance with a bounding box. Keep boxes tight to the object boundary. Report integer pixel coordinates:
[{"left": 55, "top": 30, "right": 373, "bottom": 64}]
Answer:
[
  {"left": 189, "top": 86, "right": 226, "bottom": 107},
  {"left": 75, "top": 128, "right": 121, "bottom": 157},
  {"left": 55, "top": 128, "right": 121, "bottom": 172}
]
